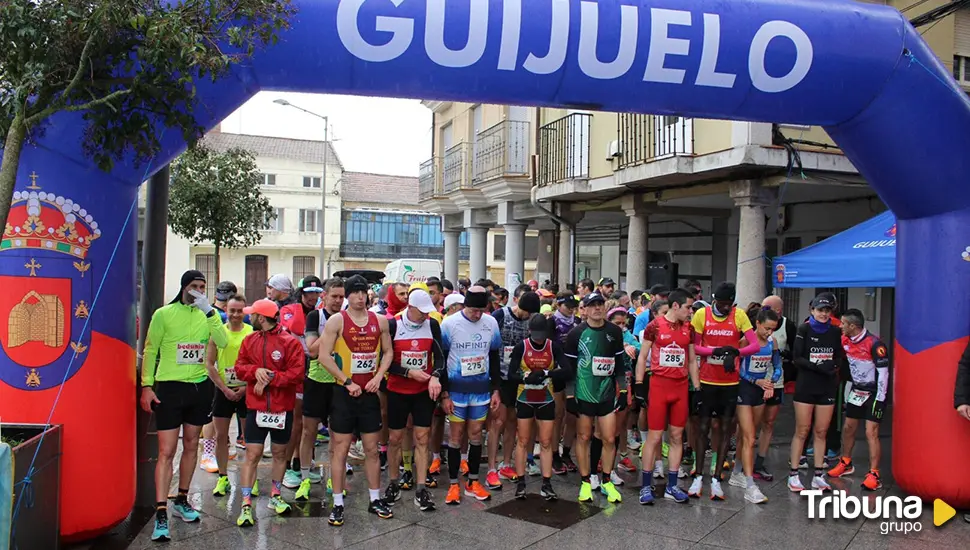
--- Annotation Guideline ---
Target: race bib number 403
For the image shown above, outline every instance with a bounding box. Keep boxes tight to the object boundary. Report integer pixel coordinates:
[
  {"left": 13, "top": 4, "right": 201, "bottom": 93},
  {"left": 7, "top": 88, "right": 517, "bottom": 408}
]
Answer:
[
  {"left": 591, "top": 356, "right": 615, "bottom": 377},
  {"left": 402, "top": 350, "right": 428, "bottom": 371},
  {"left": 177, "top": 342, "right": 205, "bottom": 365},
  {"left": 256, "top": 410, "right": 285, "bottom": 430},
  {"left": 460, "top": 355, "right": 487, "bottom": 377},
  {"left": 351, "top": 351, "right": 378, "bottom": 374}
]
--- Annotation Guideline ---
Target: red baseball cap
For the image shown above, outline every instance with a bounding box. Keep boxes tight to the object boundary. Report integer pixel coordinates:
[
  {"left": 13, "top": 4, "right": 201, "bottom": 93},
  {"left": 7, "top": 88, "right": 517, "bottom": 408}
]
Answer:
[{"left": 243, "top": 298, "right": 279, "bottom": 317}]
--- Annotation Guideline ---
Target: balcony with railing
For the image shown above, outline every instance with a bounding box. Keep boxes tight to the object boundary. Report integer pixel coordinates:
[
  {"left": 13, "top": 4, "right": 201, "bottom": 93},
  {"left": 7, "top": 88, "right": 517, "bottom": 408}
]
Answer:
[
  {"left": 616, "top": 114, "right": 694, "bottom": 170},
  {"left": 417, "top": 156, "right": 459, "bottom": 214},
  {"left": 471, "top": 120, "right": 532, "bottom": 201},
  {"left": 441, "top": 142, "right": 489, "bottom": 209},
  {"left": 538, "top": 113, "right": 591, "bottom": 186},
  {"left": 340, "top": 242, "right": 470, "bottom": 261}
]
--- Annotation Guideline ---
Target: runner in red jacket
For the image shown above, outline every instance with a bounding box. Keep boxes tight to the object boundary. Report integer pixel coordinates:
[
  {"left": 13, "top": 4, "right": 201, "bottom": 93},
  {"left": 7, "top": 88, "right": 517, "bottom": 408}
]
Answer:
[{"left": 233, "top": 298, "right": 305, "bottom": 527}]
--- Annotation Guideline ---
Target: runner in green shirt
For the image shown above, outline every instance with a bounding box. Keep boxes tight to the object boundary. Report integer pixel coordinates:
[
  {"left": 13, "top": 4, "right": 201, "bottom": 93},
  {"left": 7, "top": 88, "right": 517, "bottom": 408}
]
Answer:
[
  {"left": 139, "top": 270, "right": 228, "bottom": 542},
  {"left": 564, "top": 292, "right": 628, "bottom": 504}
]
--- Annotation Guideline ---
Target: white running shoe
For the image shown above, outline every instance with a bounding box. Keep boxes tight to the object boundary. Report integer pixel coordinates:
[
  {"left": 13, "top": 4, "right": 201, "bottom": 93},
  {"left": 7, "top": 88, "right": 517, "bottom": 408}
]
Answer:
[
  {"left": 653, "top": 460, "right": 664, "bottom": 479},
  {"left": 729, "top": 471, "right": 747, "bottom": 488},
  {"left": 348, "top": 441, "right": 365, "bottom": 461},
  {"left": 199, "top": 455, "right": 218, "bottom": 473},
  {"left": 788, "top": 474, "right": 805, "bottom": 492},
  {"left": 710, "top": 479, "right": 725, "bottom": 500},
  {"left": 590, "top": 474, "right": 601, "bottom": 491},
  {"left": 678, "top": 464, "right": 692, "bottom": 479},
  {"left": 745, "top": 484, "right": 768, "bottom": 504},
  {"left": 811, "top": 475, "right": 832, "bottom": 491},
  {"left": 627, "top": 432, "right": 641, "bottom": 451},
  {"left": 687, "top": 476, "right": 703, "bottom": 498},
  {"left": 610, "top": 471, "right": 624, "bottom": 486}
]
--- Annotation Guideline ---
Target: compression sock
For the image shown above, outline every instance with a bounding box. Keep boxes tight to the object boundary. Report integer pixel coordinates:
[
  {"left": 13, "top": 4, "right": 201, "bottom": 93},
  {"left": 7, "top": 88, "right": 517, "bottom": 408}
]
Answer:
[
  {"left": 590, "top": 437, "right": 603, "bottom": 475},
  {"left": 468, "top": 443, "right": 483, "bottom": 481},
  {"left": 292, "top": 458, "right": 301, "bottom": 471},
  {"left": 175, "top": 488, "right": 188, "bottom": 505},
  {"left": 448, "top": 445, "right": 461, "bottom": 484},
  {"left": 668, "top": 471, "right": 678, "bottom": 488}
]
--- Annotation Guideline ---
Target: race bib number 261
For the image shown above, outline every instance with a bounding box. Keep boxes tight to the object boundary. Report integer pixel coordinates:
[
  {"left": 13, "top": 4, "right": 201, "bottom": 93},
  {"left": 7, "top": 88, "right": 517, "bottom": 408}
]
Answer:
[{"left": 177, "top": 342, "right": 205, "bottom": 365}]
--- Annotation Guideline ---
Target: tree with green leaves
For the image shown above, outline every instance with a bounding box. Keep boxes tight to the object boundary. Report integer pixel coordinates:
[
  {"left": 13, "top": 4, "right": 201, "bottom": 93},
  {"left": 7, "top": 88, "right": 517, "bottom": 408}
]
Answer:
[
  {"left": 0, "top": 0, "right": 294, "bottom": 230},
  {"left": 168, "top": 143, "right": 274, "bottom": 282}
]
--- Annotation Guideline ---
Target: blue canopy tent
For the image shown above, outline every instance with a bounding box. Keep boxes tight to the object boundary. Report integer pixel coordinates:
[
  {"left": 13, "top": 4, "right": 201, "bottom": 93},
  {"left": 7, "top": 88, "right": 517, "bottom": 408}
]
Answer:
[{"left": 772, "top": 211, "right": 896, "bottom": 288}]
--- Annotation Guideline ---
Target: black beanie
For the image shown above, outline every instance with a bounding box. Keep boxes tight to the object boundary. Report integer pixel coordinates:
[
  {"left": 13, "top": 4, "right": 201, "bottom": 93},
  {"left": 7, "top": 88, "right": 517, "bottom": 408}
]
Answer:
[
  {"left": 171, "top": 270, "right": 206, "bottom": 304},
  {"left": 517, "top": 292, "right": 541, "bottom": 315},
  {"left": 713, "top": 282, "right": 736, "bottom": 302}
]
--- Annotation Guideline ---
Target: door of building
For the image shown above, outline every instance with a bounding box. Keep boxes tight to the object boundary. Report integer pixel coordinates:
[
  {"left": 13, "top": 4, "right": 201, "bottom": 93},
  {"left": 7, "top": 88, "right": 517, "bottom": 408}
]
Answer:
[{"left": 244, "top": 255, "right": 268, "bottom": 303}]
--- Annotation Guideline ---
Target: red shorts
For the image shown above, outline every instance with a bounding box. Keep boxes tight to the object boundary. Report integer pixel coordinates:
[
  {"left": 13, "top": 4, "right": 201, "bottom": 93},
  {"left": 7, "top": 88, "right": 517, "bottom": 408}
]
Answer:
[{"left": 647, "top": 375, "right": 689, "bottom": 431}]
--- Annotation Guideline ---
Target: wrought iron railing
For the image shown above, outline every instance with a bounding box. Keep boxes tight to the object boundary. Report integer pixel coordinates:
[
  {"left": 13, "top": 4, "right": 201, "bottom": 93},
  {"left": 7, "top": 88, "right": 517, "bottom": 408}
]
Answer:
[
  {"left": 472, "top": 120, "right": 531, "bottom": 184},
  {"left": 617, "top": 114, "right": 693, "bottom": 169},
  {"left": 538, "top": 113, "right": 591, "bottom": 185},
  {"left": 418, "top": 157, "right": 439, "bottom": 201},
  {"left": 341, "top": 242, "right": 470, "bottom": 260},
  {"left": 442, "top": 143, "right": 472, "bottom": 193}
]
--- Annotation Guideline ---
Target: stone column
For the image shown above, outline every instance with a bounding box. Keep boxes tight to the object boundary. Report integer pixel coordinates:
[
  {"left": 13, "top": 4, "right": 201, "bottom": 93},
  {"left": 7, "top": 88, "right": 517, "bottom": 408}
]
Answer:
[
  {"left": 730, "top": 180, "right": 776, "bottom": 307},
  {"left": 467, "top": 226, "right": 488, "bottom": 282},
  {"left": 504, "top": 223, "right": 526, "bottom": 290},
  {"left": 536, "top": 229, "right": 556, "bottom": 285},
  {"left": 556, "top": 209, "right": 584, "bottom": 288},
  {"left": 622, "top": 195, "right": 649, "bottom": 292},
  {"left": 443, "top": 229, "right": 460, "bottom": 282}
]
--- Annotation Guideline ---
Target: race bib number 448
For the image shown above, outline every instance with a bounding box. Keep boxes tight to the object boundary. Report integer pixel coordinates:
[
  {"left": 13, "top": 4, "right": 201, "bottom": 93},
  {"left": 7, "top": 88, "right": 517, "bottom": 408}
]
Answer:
[
  {"left": 591, "top": 356, "right": 615, "bottom": 377},
  {"left": 177, "top": 342, "right": 205, "bottom": 365}
]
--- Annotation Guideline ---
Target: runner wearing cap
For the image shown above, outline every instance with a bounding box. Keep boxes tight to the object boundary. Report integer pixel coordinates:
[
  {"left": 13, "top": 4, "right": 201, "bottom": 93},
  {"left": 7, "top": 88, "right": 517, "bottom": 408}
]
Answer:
[
  {"left": 266, "top": 273, "right": 297, "bottom": 308},
  {"left": 280, "top": 276, "right": 326, "bottom": 491},
  {"left": 383, "top": 289, "right": 445, "bottom": 510},
  {"left": 597, "top": 277, "right": 616, "bottom": 297},
  {"left": 233, "top": 298, "right": 305, "bottom": 527},
  {"left": 443, "top": 293, "right": 464, "bottom": 316},
  {"left": 213, "top": 281, "right": 236, "bottom": 322},
  {"left": 317, "top": 275, "right": 395, "bottom": 525},
  {"left": 565, "top": 292, "right": 628, "bottom": 504},
  {"left": 787, "top": 293, "right": 845, "bottom": 492},
  {"left": 552, "top": 292, "right": 581, "bottom": 473},
  {"left": 141, "top": 270, "right": 228, "bottom": 542}
]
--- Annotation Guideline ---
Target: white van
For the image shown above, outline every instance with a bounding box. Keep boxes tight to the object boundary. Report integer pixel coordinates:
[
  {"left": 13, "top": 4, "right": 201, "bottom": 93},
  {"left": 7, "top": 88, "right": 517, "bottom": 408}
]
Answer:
[{"left": 384, "top": 259, "right": 442, "bottom": 284}]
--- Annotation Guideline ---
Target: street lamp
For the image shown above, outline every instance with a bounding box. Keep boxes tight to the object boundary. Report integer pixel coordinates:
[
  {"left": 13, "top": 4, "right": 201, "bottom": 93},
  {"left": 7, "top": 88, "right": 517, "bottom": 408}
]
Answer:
[{"left": 273, "top": 98, "right": 330, "bottom": 277}]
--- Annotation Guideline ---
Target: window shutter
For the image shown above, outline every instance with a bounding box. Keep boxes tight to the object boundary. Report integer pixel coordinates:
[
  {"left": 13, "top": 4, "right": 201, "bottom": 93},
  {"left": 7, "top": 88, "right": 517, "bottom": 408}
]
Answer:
[{"left": 957, "top": 9, "right": 970, "bottom": 56}]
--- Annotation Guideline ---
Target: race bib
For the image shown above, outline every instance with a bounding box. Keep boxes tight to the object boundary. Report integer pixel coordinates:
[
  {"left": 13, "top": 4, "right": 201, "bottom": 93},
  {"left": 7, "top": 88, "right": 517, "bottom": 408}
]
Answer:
[
  {"left": 177, "top": 342, "right": 205, "bottom": 365},
  {"left": 503, "top": 346, "right": 514, "bottom": 366},
  {"left": 460, "top": 355, "right": 487, "bottom": 377},
  {"left": 847, "top": 389, "right": 870, "bottom": 407},
  {"left": 224, "top": 367, "right": 242, "bottom": 386},
  {"left": 749, "top": 356, "right": 772, "bottom": 374},
  {"left": 707, "top": 355, "right": 724, "bottom": 366},
  {"left": 591, "top": 356, "right": 615, "bottom": 377},
  {"left": 659, "top": 345, "right": 686, "bottom": 368},
  {"left": 255, "top": 410, "right": 286, "bottom": 430},
  {"left": 351, "top": 351, "right": 378, "bottom": 374},
  {"left": 401, "top": 350, "right": 428, "bottom": 371},
  {"left": 810, "top": 352, "right": 833, "bottom": 364}
]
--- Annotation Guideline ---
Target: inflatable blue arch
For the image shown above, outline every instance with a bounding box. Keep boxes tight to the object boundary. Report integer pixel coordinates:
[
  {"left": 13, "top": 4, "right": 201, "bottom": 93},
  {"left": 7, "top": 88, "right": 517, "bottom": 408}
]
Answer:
[{"left": 2, "top": 0, "right": 969, "bottom": 539}]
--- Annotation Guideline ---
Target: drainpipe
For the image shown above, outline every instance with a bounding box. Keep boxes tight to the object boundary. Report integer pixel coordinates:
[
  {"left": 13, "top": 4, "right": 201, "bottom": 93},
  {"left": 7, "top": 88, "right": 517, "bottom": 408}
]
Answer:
[{"left": 530, "top": 182, "right": 576, "bottom": 285}]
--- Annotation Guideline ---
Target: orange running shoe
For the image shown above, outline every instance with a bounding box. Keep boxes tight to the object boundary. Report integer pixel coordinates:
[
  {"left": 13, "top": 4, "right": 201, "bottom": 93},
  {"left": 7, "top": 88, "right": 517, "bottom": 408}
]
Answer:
[
  {"left": 498, "top": 465, "right": 518, "bottom": 481},
  {"left": 445, "top": 483, "right": 461, "bottom": 505},
  {"left": 827, "top": 458, "right": 854, "bottom": 478},
  {"left": 464, "top": 480, "right": 492, "bottom": 501},
  {"left": 460, "top": 460, "right": 469, "bottom": 476},
  {"left": 617, "top": 457, "right": 636, "bottom": 472},
  {"left": 485, "top": 470, "right": 502, "bottom": 489},
  {"left": 862, "top": 470, "right": 882, "bottom": 491},
  {"left": 429, "top": 457, "right": 441, "bottom": 475}
]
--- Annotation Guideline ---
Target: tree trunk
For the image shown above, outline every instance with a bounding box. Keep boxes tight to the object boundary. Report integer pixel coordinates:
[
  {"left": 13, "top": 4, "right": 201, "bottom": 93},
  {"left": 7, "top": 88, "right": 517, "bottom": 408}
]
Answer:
[
  {"left": 214, "top": 242, "right": 221, "bottom": 285},
  {"left": 0, "top": 118, "right": 28, "bottom": 231}
]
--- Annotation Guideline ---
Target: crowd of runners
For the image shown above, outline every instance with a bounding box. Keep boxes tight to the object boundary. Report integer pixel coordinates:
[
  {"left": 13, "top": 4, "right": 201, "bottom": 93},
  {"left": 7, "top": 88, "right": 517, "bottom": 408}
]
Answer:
[{"left": 140, "top": 268, "right": 901, "bottom": 542}]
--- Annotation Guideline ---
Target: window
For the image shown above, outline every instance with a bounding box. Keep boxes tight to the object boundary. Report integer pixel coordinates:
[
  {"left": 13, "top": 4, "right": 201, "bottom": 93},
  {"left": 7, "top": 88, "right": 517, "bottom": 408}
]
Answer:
[
  {"left": 954, "top": 55, "right": 970, "bottom": 84},
  {"left": 303, "top": 176, "right": 322, "bottom": 188},
  {"left": 299, "top": 209, "right": 321, "bottom": 233},
  {"left": 340, "top": 210, "right": 469, "bottom": 260},
  {"left": 262, "top": 207, "right": 283, "bottom": 232},
  {"left": 195, "top": 254, "right": 217, "bottom": 300},
  {"left": 493, "top": 234, "right": 540, "bottom": 262},
  {"left": 262, "top": 173, "right": 276, "bottom": 186},
  {"left": 293, "top": 256, "right": 316, "bottom": 281}
]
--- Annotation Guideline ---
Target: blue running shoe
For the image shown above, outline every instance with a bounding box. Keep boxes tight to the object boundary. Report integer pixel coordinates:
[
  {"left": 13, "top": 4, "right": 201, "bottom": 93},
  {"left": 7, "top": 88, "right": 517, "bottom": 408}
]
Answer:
[
  {"left": 172, "top": 501, "right": 201, "bottom": 523},
  {"left": 639, "top": 485, "right": 655, "bottom": 505},
  {"left": 151, "top": 515, "right": 170, "bottom": 542},
  {"left": 664, "top": 484, "right": 690, "bottom": 503}
]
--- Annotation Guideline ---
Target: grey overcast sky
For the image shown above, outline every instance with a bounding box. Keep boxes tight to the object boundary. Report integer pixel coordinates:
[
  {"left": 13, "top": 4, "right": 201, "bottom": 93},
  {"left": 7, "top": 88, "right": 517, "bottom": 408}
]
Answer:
[{"left": 220, "top": 92, "right": 433, "bottom": 177}]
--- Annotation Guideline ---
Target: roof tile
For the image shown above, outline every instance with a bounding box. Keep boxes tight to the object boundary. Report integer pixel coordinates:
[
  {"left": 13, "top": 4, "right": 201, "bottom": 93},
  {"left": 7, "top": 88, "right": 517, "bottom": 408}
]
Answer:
[{"left": 203, "top": 132, "right": 342, "bottom": 168}]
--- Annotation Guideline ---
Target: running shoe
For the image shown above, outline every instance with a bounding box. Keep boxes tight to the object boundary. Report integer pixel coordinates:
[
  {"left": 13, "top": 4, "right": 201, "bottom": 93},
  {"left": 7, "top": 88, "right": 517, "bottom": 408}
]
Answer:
[
  {"left": 328, "top": 505, "right": 344, "bottom": 526},
  {"left": 499, "top": 464, "right": 519, "bottom": 481},
  {"left": 295, "top": 478, "right": 311, "bottom": 502},
  {"left": 825, "top": 449, "right": 839, "bottom": 462},
  {"left": 429, "top": 457, "right": 441, "bottom": 475},
  {"left": 460, "top": 459, "right": 469, "bottom": 476},
  {"left": 379, "top": 449, "right": 388, "bottom": 471},
  {"left": 744, "top": 484, "right": 768, "bottom": 504},
  {"left": 252, "top": 479, "right": 260, "bottom": 496},
  {"left": 267, "top": 495, "right": 291, "bottom": 515},
  {"left": 400, "top": 470, "right": 415, "bottom": 490},
  {"left": 653, "top": 461, "right": 664, "bottom": 480},
  {"left": 602, "top": 481, "right": 622, "bottom": 503},
  {"left": 445, "top": 483, "right": 461, "bottom": 505},
  {"left": 589, "top": 474, "right": 601, "bottom": 491},
  {"left": 368, "top": 498, "right": 394, "bottom": 519},
  {"left": 485, "top": 470, "right": 502, "bottom": 490},
  {"left": 551, "top": 456, "right": 567, "bottom": 476},
  {"left": 213, "top": 475, "right": 230, "bottom": 497},
  {"left": 787, "top": 474, "right": 805, "bottom": 492},
  {"left": 729, "top": 436, "right": 737, "bottom": 454},
  {"left": 465, "top": 480, "right": 491, "bottom": 501},
  {"left": 262, "top": 440, "right": 272, "bottom": 458},
  {"left": 515, "top": 482, "right": 527, "bottom": 500},
  {"left": 805, "top": 446, "right": 814, "bottom": 457},
  {"left": 425, "top": 476, "right": 438, "bottom": 489},
  {"left": 172, "top": 501, "right": 200, "bottom": 523},
  {"left": 729, "top": 471, "right": 747, "bottom": 488},
  {"left": 384, "top": 481, "right": 402, "bottom": 503},
  {"left": 562, "top": 454, "right": 578, "bottom": 472},
  {"left": 639, "top": 485, "right": 655, "bottom": 505},
  {"left": 678, "top": 464, "right": 692, "bottom": 479},
  {"left": 578, "top": 481, "right": 593, "bottom": 502},
  {"left": 862, "top": 470, "right": 882, "bottom": 491},
  {"left": 317, "top": 426, "right": 330, "bottom": 444},
  {"left": 235, "top": 437, "right": 246, "bottom": 450},
  {"left": 627, "top": 432, "right": 641, "bottom": 451},
  {"left": 348, "top": 441, "right": 365, "bottom": 460},
  {"left": 811, "top": 474, "right": 832, "bottom": 491},
  {"left": 662, "top": 441, "right": 670, "bottom": 458},
  {"left": 687, "top": 476, "right": 703, "bottom": 498},
  {"left": 346, "top": 462, "right": 354, "bottom": 475},
  {"left": 283, "top": 469, "right": 302, "bottom": 489},
  {"left": 609, "top": 471, "right": 624, "bottom": 487},
  {"left": 236, "top": 505, "right": 254, "bottom": 527},
  {"left": 527, "top": 461, "right": 541, "bottom": 477},
  {"left": 415, "top": 488, "right": 436, "bottom": 511},
  {"left": 151, "top": 515, "right": 170, "bottom": 541},
  {"left": 200, "top": 455, "right": 218, "bottom": 473},
  {"left": 540, "top": 481, "right": 558, "bottom": 501},
  {"left": 617, "top": 457, "right": 636, "bottom": 473},
  {"left": 790, "top": 456, "right": 809, "bottom": 470},
  {"left": 709, "top": 479, "right": 725, "bottom": 501},
  {"left": 306, "top": 470, "right": 322, "bottom": 484},
  {"left": 665, "top": 484, "right": 690, "bottom": 503},
  {"left": 228, "top": 446, "right": 237, "bottom": 460},
  {"left": 753, "top": 465, "right": 774, "bottom": 482},
  {"left": 828, "top": 458, "right": 854, "bottom": 478}
]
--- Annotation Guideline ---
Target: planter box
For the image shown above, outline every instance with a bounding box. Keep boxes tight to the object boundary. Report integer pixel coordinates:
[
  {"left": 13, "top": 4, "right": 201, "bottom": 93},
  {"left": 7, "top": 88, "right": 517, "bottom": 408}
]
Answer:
[{"left": 2, "top": 424, "right": 61, "bottom": 550}]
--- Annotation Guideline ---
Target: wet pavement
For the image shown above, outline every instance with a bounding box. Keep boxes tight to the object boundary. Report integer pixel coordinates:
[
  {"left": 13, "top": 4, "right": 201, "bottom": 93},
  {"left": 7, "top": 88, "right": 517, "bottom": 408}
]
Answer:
[{"left": 76, "top": 403, "right": 970, "bottom": 550}]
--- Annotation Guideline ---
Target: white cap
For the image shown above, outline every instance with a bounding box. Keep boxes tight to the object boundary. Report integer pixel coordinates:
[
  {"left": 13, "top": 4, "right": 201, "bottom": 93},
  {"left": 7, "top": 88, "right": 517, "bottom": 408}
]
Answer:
[
  {"left": 266, "top": 273, "right": 293, "bottom": 292},
  {"left": 408, "top": 289, "right": 436, "bottom": 314},
  {"left": 444, "top": 293, "right": 465, "bottom": 309}
]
